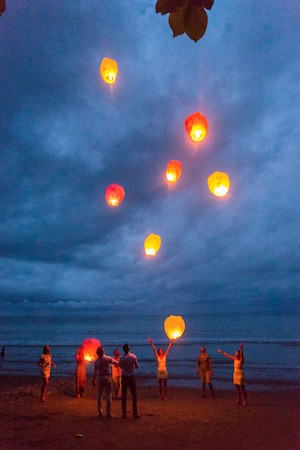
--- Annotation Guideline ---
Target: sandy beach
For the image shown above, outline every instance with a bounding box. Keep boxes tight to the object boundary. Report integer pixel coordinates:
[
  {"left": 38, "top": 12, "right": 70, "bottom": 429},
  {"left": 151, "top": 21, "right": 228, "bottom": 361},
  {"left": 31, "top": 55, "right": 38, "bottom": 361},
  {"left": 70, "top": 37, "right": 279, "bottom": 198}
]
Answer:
[{"left": 0, "top": 375, "right": 299, "bottom": 450}]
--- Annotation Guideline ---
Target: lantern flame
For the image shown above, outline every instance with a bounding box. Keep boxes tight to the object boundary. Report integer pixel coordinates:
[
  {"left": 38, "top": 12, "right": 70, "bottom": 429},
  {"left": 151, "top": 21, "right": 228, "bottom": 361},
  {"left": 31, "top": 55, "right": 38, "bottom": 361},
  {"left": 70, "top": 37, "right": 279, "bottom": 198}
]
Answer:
[
  {"left": 171, "top": 331, "right": 181, "bottom": 339},
  {"left": 166, "top": 173, "right": 176, "bottom": 182},
  {"left": 191, "top": 124, "right": 206, "bottom": 142},
  {"left": 145, "top": 248, "right": 156, "bottom": 256},
  {"left": 85, "top": 355, "right": 92, "bottom": 362}
]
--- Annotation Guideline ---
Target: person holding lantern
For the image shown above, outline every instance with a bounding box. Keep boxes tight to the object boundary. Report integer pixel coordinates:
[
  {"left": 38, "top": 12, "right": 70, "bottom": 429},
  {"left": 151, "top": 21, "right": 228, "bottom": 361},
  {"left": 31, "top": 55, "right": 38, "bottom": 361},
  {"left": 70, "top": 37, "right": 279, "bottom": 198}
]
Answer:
[
  {"left": 218, "top": 343, "right": 247, "bottom": 405},
  {"left": 75, "top": 346, "right": 86, "bottom": 398},
  {"left": 111, "top": 349, "right": 122, "bottom": 400},
  {"left": 148, "top": 338, "right": 173, "bottom": 400},
  {"left": 38, "top": 345, "right": 56, "bottom": 403},
  {"left": 197, "top": 347, "right": 215, "bottom": 398},
  {"left": 93, "top": 346, "right": 119, "bottom": 418}
]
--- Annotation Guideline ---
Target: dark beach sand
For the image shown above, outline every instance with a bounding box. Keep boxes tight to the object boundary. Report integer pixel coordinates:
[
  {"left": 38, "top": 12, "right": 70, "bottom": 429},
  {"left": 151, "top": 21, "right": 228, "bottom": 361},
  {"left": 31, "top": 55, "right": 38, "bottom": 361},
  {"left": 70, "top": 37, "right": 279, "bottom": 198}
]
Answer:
[{"left": 0, "top": 375, "right": 299, "bottom": 450}]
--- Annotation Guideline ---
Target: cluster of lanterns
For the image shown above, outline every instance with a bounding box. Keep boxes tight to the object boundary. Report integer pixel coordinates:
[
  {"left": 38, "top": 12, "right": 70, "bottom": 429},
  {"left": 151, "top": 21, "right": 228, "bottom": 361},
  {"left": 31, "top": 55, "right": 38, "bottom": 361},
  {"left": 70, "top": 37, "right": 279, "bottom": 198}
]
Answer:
[{"left": 100, "top": 57, "right": 231, "bottom": 257}]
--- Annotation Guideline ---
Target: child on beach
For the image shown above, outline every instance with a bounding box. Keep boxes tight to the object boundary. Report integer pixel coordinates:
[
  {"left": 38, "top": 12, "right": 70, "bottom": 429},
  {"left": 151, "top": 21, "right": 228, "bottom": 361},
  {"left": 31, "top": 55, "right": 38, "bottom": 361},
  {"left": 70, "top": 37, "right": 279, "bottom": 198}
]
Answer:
[
  {"left": 38, "top": 345, "right": 56, "bottom": 402},
  {"left": 148, "top": 338, "right": 173, "bottom": 400},
  {"left": 112, "top": 349, "right": 122, "bottom": 400},
  {"left": 218, "top": 343, "right": 247, "bottom": 405}
]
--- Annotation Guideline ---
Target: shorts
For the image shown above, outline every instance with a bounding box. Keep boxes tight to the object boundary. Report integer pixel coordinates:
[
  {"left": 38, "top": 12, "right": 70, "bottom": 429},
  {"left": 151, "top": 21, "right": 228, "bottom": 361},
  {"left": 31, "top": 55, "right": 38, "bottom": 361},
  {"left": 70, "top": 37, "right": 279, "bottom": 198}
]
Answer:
[
  {"left": 157, "top": 370, "right": 168, "bottom": 380},
  {"left": 200, "top": 371, "right": 211, "bottom": 384}
]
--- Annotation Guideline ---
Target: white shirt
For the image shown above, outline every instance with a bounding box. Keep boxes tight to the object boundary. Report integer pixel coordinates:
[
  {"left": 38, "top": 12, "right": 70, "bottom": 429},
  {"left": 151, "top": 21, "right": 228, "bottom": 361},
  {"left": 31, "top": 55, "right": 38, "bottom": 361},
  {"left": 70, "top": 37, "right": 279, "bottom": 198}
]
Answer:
[{"left": 119, "top": 352, "right": 138, "bottom": 376}]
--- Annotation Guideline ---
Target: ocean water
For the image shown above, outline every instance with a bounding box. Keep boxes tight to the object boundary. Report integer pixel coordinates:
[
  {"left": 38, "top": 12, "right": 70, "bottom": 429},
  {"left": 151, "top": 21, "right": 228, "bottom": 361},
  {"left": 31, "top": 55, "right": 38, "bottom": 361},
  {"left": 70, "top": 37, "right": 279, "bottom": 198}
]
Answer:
[{"left": 0, "top": 312, "right": 299, "bottom": 391}]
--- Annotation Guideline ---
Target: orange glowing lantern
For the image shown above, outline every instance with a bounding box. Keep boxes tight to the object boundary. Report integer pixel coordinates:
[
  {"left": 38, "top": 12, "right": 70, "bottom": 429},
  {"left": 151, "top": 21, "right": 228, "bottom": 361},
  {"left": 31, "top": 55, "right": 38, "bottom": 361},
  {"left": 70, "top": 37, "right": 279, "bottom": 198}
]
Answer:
[
  {"left": 185, "top": 112, "right": 208, "bottom": 142},
  {"left": 166, "top": 160, "right": 182, "bottom": 183},
  {"left": 100, "top": 57, "right": 118, "bottom": 84},
  {"left": 81, "top": 338, "right": 101, "bottom": 362},
  {"left": 144, "top": 234, "right": 161, "bottom": 256},
  {"left": 207, "top": 171, "right": 230, "bottom": 197},
  {"left": 105, "top": 183, "right": 125, "bottom": 207},
  {"left": 164, "top": 315, "right": 185, "bottom": 340}
]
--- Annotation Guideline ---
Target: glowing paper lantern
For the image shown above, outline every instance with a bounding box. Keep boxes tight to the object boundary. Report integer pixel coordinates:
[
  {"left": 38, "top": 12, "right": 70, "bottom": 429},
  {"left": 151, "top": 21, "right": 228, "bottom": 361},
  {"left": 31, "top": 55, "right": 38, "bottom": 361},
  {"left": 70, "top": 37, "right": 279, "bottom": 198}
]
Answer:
[
  {"left": 164, "top": 315, "right": 185, "bottom": 340},
  {"left": 105, "top": 183, "right": 125, "bottom": 207},
  {"left": 207, "top": 171, "right": 230, "bottom": 197},
  {"left": 100, "top": 57, "right": 118, "bottom": 84},
  {"left": 166, "top": 160, "right": 182, "bottom": 183},
  {"left": 81, "top": 338, "right": 101, "bottom": 362},
  {"left": 185, "top": 112, "right": 208, "bottom": 142},
  {"left": 144, "top": 234, "right": 161, "bottom": 256}
]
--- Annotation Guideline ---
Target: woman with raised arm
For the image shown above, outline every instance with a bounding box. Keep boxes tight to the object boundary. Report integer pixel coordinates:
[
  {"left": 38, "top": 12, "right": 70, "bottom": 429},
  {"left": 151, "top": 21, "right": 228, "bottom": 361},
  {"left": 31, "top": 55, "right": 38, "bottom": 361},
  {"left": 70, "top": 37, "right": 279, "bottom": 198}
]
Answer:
[
  {"left": 148, "top": 338, "right": 173, "bottom": 400},
  {"left": 218, "top": 343, "right": 247, "bottom": 405}
]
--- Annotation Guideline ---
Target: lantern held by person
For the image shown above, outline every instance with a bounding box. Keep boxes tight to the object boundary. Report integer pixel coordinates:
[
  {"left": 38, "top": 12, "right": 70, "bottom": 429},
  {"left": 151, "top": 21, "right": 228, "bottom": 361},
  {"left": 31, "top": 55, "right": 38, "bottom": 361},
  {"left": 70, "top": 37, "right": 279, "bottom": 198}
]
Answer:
[
  {"left": 105, "top": 183, "right": 125, "bottom": 206},
  {"left": 166, "top": 160, "right": 182, "bottom": 183},
  {"left": 164, "top": 315, "right": 185, "bottom": 340},
  {"left": 144, "top": 234, "right": 161, "bottom": 256},
  {"left": 81, "top": 338, "right": 101, "bottom": 362},
  {"left": 100, "top": 57, "right": 118, "bottom": 84},
  {"left": 185, "top": 112, "right": 208, "bottom": 142},
  {"left": 207, "top": 171, "right": 230, "bottom": 197}
]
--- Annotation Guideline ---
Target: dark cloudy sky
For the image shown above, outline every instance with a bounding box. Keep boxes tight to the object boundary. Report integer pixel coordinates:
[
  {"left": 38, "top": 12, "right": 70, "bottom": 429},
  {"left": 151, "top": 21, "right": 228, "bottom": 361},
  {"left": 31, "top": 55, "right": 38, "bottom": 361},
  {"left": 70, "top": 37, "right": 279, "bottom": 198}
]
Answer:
[{"left": 0, "top": 1, "right": 299, "bottom": 315}]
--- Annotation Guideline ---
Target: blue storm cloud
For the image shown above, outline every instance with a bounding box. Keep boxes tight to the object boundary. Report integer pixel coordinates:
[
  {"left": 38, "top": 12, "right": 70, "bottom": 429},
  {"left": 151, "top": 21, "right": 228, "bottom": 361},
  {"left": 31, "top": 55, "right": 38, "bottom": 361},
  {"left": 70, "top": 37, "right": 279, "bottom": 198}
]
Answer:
[{"left": 0, "top": 1, "right": 299, "bottom": 314}]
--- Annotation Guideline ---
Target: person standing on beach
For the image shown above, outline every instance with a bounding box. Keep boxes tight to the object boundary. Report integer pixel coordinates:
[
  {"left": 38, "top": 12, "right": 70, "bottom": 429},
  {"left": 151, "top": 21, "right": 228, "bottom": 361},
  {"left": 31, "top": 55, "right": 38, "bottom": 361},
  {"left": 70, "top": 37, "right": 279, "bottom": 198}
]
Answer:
[
  {"left": 197, "top": 347, "right": 215, "bottom": 398},
  {"left": 93, "top": 346, "right": 119, "bottom": 418},
  {"left": 0, "top": 345, "right": 5, "bottom": 358},
  {"left": 218, "top": 343, "right": 247, "bottom": 405},
  {"left": 112, "top": 349, "right": 122, "bottom": 400},
  {"left": 119, "top": 343, "right": 140, "bottom": 418},
  {"left": 148, "top": 338, "right": 173, "bottom": 400},
  {"left": 38, "top": 345, "right": 56, "bottom": 402},
  {"left": 75, "top": 346, "right": 86, "bottom": 398}
]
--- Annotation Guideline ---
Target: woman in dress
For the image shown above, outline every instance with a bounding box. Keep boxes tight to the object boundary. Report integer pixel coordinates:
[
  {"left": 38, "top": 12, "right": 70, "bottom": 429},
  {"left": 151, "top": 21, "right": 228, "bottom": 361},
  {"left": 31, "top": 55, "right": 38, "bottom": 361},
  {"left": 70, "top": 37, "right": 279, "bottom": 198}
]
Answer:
[
  {"left": 75, "top": 346, "right": 86, "bottom": 398},
  {"left": 38, "top": 345, "right": 56, "bottom": 402},
  {"left": 148, "top": 338, "right": 173, "bottom": 400},
  {"left": 218, "top": 343, "right": 247, "bottom": 405}
]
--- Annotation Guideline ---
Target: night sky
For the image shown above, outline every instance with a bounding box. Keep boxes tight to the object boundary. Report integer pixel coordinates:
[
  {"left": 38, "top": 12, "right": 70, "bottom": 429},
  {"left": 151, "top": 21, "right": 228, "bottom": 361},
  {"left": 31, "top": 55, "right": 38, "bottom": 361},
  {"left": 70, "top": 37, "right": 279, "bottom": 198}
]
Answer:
[{"left": 0, "top": 1, "right": 299, "bottom": 315}]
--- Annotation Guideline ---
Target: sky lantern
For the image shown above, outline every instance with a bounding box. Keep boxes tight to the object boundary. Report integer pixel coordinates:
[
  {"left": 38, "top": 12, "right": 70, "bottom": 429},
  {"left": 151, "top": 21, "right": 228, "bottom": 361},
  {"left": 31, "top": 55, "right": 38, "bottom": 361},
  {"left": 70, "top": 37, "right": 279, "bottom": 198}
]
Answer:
[
  {"left": 185, "top": 112, "right": 208, "bottom": 142},
  {"left": 105, "top": 183, "right": 125, "bottom": 207},
  {"left": 207, "top": 171, "right": 230, "bottom": 197},
  {"left": 100, "top": 57, "right": 118, "bottom": 84},
  {"left": 164, "top": 315, "right": 185, "bottom": 340},
  {"left": 144, "top": 234, "right": 161, "bottom": 256},
  {"left": 81, "top": 338, "right": 101, "bottom": 362},
  {"left": 166, "top": 160, "right": 182, "bottom": 183}
]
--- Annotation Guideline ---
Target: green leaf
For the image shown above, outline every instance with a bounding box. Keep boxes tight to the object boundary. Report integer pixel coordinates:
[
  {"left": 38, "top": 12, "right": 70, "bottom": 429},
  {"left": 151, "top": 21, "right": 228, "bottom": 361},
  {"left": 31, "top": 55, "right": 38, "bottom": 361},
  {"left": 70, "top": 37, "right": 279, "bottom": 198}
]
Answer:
[
  {"left": 184, "top": 4, "right": 207, "bottom": 42},
  {"left": 0, "top": 0, "right": 6, "bottom": 16},
  {"left": 202, "top": 0, "right": 214, "bottom": 10},
  {"left": 169, "top": 7, "right": 185, "bottom": 38},
  {"left": 156, "top": 0, "right": 185, "bottom": 15}
]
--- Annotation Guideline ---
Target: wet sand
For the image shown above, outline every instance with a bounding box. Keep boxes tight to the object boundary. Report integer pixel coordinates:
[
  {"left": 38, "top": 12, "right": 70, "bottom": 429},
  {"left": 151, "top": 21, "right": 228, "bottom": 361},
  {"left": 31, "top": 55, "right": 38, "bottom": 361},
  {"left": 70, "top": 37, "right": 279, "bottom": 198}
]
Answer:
[{"left": 0, "top": 375, "right": 299, "bottom": 450}]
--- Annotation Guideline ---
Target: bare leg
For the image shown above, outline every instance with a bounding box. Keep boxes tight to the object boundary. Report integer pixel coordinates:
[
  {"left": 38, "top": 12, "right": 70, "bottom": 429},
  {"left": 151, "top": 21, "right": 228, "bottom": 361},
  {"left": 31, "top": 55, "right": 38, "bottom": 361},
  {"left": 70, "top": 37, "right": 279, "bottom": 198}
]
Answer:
[
  {"left": 158, "top": 379, "right": 163, "bottom": 399},
  {"left": 202, "top": 382, "right": 206, "bottom": 398},
  {"left": 41, "top": 378, "right": 49, "bottom": 402},
  {"left": 235, "top": 385, "right": 241, "bottom": 404},
  {"left": 208, "top": 382, "right": 215, "bottom": 398},
  {"left": 163, "top": 379, "right": 167, "bottom": 399},
  {"left": 241, "top": 386, "right": 247, "bottom": 405}
]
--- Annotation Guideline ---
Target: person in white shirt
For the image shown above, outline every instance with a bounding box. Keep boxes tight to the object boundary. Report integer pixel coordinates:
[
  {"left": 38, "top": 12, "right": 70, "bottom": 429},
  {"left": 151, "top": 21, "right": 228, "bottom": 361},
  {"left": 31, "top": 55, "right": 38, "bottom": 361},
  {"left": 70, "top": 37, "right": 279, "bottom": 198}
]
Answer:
[
  {"left": 119, "top": 343, "right": 140, "bottom": 418},
  {"left": 93, "top": 346, "right": 119, "bottom": 418}
]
